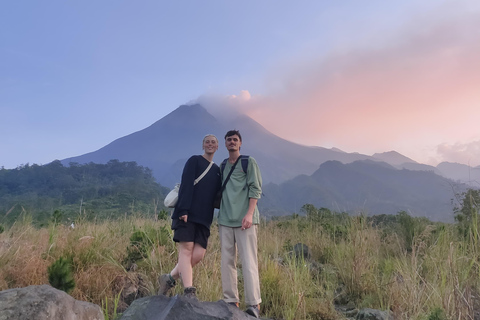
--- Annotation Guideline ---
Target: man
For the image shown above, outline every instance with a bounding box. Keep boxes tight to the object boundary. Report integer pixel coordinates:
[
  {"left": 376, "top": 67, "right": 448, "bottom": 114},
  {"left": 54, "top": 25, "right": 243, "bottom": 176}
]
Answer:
[{"left": 218, "top": 129, "right": 262, "bottom": 318}]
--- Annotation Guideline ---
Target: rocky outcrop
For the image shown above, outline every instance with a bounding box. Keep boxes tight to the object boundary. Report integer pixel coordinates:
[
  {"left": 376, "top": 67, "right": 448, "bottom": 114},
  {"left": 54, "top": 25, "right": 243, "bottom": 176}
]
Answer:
[
  {"left": 0, "top": 284, "right": 103, "bottom": 320},
  {"left": 119, "top": 294, "right": 269, "bottom": 320}
]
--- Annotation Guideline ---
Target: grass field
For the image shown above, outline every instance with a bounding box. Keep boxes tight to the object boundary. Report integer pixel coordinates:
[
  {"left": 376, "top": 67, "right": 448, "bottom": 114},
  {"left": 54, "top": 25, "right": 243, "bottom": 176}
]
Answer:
[{"left": 0, "top": 210, "right": 479, "bottom": 320}]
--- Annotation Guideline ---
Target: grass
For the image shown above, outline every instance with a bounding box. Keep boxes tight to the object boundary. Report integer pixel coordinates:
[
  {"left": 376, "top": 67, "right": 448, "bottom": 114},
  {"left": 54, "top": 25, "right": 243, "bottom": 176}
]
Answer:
[{"left": 1, "top": 212, "right": 479, "bottom": 320}]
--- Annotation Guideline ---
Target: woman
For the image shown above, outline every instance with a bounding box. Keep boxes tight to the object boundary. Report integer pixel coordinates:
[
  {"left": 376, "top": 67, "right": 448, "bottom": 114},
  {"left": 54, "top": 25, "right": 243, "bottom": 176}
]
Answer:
[{"left": 158, "top": 134, "right": 221, "bottom": 299}]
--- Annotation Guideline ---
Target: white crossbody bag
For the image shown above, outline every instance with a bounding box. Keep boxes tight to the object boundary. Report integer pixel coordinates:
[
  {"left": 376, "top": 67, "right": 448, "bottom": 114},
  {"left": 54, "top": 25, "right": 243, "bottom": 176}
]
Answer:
[{"left": 164, "top": 161, "right": 214, "bottom": 208}]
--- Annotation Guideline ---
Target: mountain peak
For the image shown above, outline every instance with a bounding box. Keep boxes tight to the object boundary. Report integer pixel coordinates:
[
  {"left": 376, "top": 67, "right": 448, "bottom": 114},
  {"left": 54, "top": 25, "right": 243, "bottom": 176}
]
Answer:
[
  {"left": 155, "top": 103, "right": 218, "bottom": 128},
  {"left": 372, "top": 150, "right": 417, "bottom": 166}
]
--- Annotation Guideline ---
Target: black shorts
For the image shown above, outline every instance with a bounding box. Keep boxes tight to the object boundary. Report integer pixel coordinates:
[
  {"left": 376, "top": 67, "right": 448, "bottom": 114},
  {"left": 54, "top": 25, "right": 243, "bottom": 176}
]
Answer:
[{"left": 172, "top": 220, "right": 210, "bottom": 249}]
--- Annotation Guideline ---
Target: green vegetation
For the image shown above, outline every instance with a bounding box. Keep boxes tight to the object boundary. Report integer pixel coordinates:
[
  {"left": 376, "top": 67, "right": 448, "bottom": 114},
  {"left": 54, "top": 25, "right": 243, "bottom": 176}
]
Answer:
[
  {"left": 454, "top": 188, "right": 480, "bottom": 239},
  {"left": 1, "top": 184, "right": 479, "bottom": 319},
  {"left": 0, "top": 160, "right": 169, "bottom": 226},
  {"left": 48, "top": 256, "right": 76, "bottom": 293}
]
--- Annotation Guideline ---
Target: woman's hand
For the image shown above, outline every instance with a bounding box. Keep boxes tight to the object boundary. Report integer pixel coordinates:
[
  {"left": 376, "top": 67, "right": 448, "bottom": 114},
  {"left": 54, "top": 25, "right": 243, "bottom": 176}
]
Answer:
[{"left": 179, "top": 215, "right": 188, "bottom": 222}]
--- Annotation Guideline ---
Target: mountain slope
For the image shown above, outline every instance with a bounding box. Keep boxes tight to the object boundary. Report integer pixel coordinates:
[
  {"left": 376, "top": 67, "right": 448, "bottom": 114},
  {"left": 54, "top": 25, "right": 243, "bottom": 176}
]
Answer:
[
  {"left": 62, "top": 104, "right": 376, "bottom": 187},
  {"left": 436, "top": 162, "right": 480, "bottom": 186},
  {"left": 261, "top": 160, "right": 465, "bottom": 222}
]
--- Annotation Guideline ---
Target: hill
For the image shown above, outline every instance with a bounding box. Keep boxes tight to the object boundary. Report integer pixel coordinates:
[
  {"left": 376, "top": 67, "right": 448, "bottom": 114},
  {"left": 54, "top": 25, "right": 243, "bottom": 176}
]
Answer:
[
  {"left": 0, "top": 160, "right": 168, "bottom": 225},
  {"left": 260, "top": 160, "right": 466, "bottom": 222}
]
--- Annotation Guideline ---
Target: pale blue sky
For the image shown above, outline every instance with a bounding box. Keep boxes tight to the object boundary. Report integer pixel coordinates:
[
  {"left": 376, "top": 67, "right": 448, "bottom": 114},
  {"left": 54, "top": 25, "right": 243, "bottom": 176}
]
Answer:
[{"left": 1, "top": 1, "right": 479, "bottom": 169}]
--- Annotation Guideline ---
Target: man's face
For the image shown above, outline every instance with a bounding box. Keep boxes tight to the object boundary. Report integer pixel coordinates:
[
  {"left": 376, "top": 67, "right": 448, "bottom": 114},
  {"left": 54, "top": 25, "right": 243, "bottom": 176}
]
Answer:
[{"left": 225, "top": 134, "right": 242, "bottom": 152}]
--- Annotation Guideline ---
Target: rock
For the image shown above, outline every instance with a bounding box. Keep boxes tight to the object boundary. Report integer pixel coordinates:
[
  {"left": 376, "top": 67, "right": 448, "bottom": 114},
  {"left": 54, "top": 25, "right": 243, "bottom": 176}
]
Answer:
[
  {"left": 0, "top": 284, "right": 103, "bottom": 320},
  {"left": 334, "top": 283, "right": 349, "bottom": 305},
  {"left": 292, "top": 243, "right": 311, "bottom": 261},
  {"left": 119, "top": 294, "right": 271, "bottom": 320},
  {"left": 356, "top": 308, "right": 393, "bottom": 320},
  {"left": 112, "top": 272, "right": 152, "bottom": 312},
  {"left": 335, "top": 304, "right": 358, "bottom": 318}
]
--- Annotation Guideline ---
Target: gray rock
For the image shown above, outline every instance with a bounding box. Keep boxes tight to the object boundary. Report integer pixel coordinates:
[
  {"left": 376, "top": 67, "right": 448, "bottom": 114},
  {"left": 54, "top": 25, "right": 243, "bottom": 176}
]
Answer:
[
  {"left": 356, "top": 308, "right": 393, "bottom": 320},
  {"left": 0, "top": 284, "right": 103, "bottom": 320},
  {"left": 292, "top": 243, "right": 311, "bottom": 261},
  {"left": 112, "top": 272, "right": 152, "bottom": 312},
  {"left": 335, "top": 304, "right": 358, "bottom": 318},
  {"left": 119, "top": 294, "right": 269, "bottom": 320}
]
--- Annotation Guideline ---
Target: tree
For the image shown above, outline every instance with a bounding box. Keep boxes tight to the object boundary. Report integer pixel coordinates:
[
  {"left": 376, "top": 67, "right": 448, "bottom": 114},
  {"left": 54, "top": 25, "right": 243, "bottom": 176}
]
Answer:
[
  {"left": 51, "top": 209, "right": 63, "bottom": 226},
  {"left": 454, "top": 188, "right": 480, "bottom": 238}
]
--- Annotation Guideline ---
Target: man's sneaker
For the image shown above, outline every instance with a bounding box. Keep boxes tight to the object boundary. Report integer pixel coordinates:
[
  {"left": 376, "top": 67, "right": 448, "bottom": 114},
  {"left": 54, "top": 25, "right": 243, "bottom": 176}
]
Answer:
[
  {"left": 246, "top": 305, "right": 260, "bottom": 318},
  {"left": 228, "top": 302, "right": 239, "bottom": 308},
  {"left": 157, "top": 274, "right": 176, "bottom": 295},
  {"left": 183, "top": 286, "right": 198, "bottom": 300}
]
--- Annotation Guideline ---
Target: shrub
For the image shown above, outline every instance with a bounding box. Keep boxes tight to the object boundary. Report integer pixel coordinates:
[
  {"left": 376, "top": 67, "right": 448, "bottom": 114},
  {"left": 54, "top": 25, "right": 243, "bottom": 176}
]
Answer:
[
  {"left": 48, "top": 257, "right": 75, "bottom": 293},
  {"left": 428, "top": 307, "right": 447, "bottom": 320},
  {"left": 51, "top": 209, "right": 63, "bottom": 226},
  {"left": 125, "top": 225, "right": 172, "bottom": 265},
  {"left": 158, "top": 209, "right": 169, "bottom": 220}
]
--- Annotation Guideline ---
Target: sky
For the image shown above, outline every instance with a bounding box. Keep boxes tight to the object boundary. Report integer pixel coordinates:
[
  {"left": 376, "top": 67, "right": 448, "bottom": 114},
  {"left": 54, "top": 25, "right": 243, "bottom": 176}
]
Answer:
[{"left": 1, "top": 1, "right": 480, "bottom": 169}]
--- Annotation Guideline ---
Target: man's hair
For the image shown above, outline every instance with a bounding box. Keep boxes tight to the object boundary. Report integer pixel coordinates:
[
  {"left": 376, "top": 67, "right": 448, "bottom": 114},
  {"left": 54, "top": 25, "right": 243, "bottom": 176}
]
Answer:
[{"left": 224, "top": 130, "right": 242, "bottom": 141}]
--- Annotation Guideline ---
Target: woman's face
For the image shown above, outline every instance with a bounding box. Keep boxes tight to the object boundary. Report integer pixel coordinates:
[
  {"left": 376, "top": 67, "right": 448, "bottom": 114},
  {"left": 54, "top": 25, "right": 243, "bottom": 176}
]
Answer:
[{"left": 203, "top": 135, "right": 218, "bottom": 154}]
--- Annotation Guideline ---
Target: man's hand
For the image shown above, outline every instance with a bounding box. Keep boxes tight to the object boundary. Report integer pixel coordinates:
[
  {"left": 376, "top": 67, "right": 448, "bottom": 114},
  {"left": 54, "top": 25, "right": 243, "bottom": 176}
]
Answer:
[
  {"left": 241, "top": 198, "right": 258, "bottom": 230},
  {"left": 242, "top": 212, "right": 253, "bottom": 230},
  {"left": 179, "top": 215, "right": 188, "bottom": 222}
]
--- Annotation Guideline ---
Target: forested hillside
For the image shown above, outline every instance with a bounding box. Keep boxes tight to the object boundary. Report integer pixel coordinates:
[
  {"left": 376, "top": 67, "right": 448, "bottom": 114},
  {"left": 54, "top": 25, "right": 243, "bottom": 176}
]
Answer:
[
  {"left": 0, "top": 160, "right": 169, "bottom": 226},
  {"left": 260, "top": 160, "right": 464, "bottom": 222}
]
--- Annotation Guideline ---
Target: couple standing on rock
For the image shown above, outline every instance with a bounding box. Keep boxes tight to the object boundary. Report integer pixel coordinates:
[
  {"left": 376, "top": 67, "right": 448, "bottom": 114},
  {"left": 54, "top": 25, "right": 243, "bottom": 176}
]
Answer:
[{"left": 158, "top": 130, "right": 263, "bottom": 318}]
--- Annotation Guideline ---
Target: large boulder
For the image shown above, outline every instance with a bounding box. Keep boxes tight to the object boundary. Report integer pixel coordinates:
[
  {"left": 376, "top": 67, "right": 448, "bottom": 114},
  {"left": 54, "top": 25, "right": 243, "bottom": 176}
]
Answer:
[
  {"left": 0, "top": 284, "right": 103, "bottom": 320},
  {"left": 119, "top": 294, "right": 269, "bottom": 320}
]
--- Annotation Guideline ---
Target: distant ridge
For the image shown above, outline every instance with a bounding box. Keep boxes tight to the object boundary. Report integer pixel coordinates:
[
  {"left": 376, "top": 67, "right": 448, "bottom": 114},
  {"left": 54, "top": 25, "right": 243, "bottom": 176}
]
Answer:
[
  {"left": 260, "top": 159, "right": 464, "bottom": 222},
  {"left": 437, "top": 162, "right": 480, "bottom": 186}
]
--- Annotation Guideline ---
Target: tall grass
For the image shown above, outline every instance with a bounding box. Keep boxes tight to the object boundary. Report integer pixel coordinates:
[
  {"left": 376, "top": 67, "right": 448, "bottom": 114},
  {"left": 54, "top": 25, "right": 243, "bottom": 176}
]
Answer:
[{"left": 1, "top": 212, "right": 479, "bottom": 320}]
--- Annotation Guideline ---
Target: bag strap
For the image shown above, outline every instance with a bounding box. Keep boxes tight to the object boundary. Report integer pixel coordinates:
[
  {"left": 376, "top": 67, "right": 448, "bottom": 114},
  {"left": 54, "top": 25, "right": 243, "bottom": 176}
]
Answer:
[
  {"left": 219, "top": 156, "right": 242, "bottom": 192},
  {"left": 194, "top": 161, "right": 214, "bottom": 185},
  {"left": 221, "top": 155, "right": 249, "bottom": 174}
]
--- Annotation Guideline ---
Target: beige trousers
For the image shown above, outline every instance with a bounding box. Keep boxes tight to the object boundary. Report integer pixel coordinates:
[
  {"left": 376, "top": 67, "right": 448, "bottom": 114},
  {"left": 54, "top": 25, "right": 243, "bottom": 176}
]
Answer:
[{"left": 219, "top": 225, "right": 262, "bottom": 306}]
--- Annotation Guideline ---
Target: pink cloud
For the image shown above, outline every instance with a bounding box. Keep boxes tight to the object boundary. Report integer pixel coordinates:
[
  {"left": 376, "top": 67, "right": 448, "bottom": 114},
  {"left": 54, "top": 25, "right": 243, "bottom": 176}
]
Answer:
[
  {"left": 243, "top": 7, "right": 480, "bottom": 166},
  {"left": 437, "top": 141, "right": 480, "bottom": 166}
]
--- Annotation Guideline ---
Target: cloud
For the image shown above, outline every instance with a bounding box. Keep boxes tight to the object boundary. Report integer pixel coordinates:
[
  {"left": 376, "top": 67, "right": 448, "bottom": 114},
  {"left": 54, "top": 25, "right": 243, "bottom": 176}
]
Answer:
[
  {"left": 436, "top": 140, "right": 480, "bottom": 166},
  {"left": 241, "top": 5, "right": 480, "bottom": 164},
  {"left": 191, "top": 3, "right": 480, "bottom": 167},
  {"left": 191, "top": 90, "right": 257, "bottom": 122},
  {"left": 233, "top": 90, "right": 251, "bottom": 101}
]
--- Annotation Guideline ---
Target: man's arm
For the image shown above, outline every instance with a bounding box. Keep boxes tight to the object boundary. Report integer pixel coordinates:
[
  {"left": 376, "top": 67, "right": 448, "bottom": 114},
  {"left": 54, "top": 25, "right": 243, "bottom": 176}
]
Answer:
[{"left": 242, "top": 157, "right": 262, "bottom": 230}]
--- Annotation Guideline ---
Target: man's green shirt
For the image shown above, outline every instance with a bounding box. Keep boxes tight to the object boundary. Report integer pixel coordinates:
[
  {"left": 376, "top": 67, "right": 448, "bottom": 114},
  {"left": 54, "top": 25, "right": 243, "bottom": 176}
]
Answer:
[{"left": 218, "top": 156, "right": 262, "bottom": 227}]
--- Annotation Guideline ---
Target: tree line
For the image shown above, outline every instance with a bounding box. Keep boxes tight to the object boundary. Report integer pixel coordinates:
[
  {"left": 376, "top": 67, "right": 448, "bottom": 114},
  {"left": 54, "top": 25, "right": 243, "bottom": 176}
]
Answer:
[{"left": 0, "top": 160, "right": 169, "bottom": 226}]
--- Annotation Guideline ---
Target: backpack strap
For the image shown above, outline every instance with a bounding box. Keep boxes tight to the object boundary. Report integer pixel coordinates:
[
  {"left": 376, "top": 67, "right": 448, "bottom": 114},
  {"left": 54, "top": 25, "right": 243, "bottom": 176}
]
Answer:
[
  {"left": 221, "top": 155, "right": 249, "bottom": 176},
  {"left": 240, "top": 155, "right": 249, "bottom": 173},
  {"left": 219, "top": 156, "right": 242, "bottom": 193}
]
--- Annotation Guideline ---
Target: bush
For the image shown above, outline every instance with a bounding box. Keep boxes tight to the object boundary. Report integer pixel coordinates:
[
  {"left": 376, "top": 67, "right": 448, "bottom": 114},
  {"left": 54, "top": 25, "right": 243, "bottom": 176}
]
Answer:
[
  {"left": 48, "top": 257, "right": 75, "bottom": 293},
  {"left": 158, "top": 209, "right": 169, "bottom": 220},
  {"left": 125, "top": 225, "right": 172, "bottom": 265}
]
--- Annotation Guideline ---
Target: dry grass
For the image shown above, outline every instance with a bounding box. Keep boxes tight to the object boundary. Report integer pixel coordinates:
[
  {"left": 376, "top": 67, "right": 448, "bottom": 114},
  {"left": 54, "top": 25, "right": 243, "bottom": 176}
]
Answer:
[{"left": 1, "top": 214, "right": 480, "bottom": 320}]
